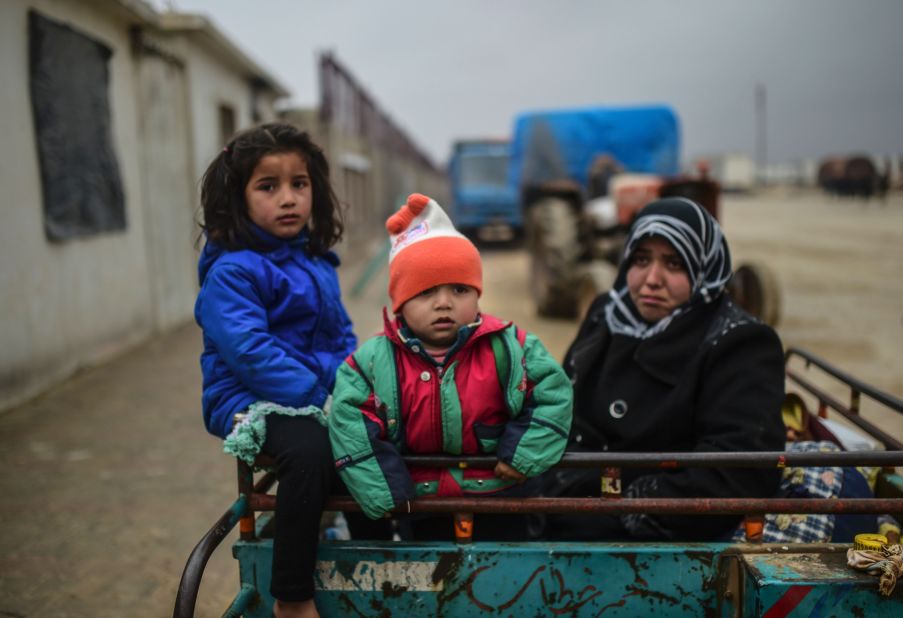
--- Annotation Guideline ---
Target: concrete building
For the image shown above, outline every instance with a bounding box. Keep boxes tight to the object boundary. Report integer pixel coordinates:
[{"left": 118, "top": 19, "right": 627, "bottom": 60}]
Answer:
[{"left": 0, "top": 0, "right": 288, "bottom": 411}]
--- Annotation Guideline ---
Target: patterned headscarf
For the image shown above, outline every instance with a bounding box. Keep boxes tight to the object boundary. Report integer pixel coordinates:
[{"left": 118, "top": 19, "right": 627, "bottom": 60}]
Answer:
[{"left": 605, "top": 197, "right": 732, "bottom": 339}]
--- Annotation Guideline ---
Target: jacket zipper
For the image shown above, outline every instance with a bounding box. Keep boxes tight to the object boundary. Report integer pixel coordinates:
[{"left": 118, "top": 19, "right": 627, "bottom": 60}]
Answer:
[
  {"left": 431, "top": 363, "right": 444, "bottom": 452},
  {"left": 294, "top": 255, "right": 326, "bottom": 374}
]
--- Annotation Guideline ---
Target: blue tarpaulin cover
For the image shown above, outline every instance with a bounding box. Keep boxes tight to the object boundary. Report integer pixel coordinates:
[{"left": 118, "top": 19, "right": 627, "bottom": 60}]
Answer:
[{"left": 509, "top": 105, "right": 681, "bottom": 190}]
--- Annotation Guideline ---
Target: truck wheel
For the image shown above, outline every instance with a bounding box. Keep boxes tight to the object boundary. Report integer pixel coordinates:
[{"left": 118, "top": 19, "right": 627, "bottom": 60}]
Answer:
[
  {"left": 526, "top": 198, "right": 581, "bottom": 318},
  {"left": 728, "top": 261, "right": 781, "bottom": 327}
]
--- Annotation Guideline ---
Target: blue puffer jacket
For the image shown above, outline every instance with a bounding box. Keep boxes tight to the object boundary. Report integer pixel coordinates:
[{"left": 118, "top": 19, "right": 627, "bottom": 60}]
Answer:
[{"left": 194, "top": 227, "right": 357, "bottom": 438}]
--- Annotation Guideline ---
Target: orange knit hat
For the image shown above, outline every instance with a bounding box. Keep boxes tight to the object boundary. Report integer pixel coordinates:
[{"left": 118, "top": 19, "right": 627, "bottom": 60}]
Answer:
[{"left": 386, "top": 193, "right": 482, "bottom": 313}]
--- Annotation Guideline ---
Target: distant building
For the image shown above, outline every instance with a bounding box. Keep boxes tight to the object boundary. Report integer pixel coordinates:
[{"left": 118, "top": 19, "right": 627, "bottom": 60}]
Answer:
[
  {"left": 0, "top": 0, "right": 288, "bottom": 411},
  {"left": 693, "top": 153, "right": 756, "bottom": 193}
]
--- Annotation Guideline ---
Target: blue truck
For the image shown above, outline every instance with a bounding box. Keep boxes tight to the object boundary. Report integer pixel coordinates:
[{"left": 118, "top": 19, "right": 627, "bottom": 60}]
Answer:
[{"left": 447, "top": 139, "right": 521, "bottom": 240}]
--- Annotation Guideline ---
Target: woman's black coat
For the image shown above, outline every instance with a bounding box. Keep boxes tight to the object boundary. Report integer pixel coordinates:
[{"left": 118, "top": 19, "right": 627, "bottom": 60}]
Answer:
[{"left": 561, "top": 293, "right": 786, "bottom": 540}]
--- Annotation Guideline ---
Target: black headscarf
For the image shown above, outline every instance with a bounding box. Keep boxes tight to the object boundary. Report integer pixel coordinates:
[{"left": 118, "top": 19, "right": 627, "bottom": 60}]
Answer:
[{"left": 605, "top": 197, "right": 732, "bottom": 339}]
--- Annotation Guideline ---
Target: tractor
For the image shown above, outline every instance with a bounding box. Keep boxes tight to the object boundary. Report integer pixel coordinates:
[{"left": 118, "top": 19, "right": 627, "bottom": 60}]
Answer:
[{"left": 511, "top": 104, "right": 779, "bottom": 324}]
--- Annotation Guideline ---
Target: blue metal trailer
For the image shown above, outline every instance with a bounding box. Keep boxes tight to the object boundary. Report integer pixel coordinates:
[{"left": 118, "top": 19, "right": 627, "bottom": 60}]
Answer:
[{"left": 175, "top": 348, "right": 903, "bottom": 617}]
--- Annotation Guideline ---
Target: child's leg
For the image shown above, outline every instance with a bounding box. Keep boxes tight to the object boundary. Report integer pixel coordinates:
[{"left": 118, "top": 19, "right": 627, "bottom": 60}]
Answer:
[
  {"left": 405, "top": 477, "right": 544, "bottom": 542},
  {"left": 330, "top": 475, "right": 396, "bottom": 540},
  {"left": 261, "top": 414, "right": 333, "bottom": 604},
  {"left": 472, "top": 477, "right": 543, "bottom": 541},
  {"left": 342, "top": 511, "right": 396, "bottom": 540}
]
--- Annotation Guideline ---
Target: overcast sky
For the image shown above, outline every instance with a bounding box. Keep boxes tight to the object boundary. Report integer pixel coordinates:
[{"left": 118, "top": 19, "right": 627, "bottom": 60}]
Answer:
[{"left": 157, "top": 0, "right": 902, "bottom": 167}]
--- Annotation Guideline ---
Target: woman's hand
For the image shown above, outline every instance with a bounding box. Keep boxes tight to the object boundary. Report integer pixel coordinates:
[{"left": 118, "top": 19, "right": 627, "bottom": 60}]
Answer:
[{"left": 494, "top": 461, "right": 527, "bottom": 483}]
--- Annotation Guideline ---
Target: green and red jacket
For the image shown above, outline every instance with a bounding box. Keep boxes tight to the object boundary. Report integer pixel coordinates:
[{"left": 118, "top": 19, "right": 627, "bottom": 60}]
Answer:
[{"left": 328, "top": 310, "right": 572, "bottom": 520}]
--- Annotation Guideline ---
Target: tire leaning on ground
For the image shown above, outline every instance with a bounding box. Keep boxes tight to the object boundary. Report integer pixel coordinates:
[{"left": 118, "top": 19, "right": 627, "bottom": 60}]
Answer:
[
  {"left": 727, "top": 260, "right": 782, "bottom": 327},
  {"left": 526, "top": 197, "right": 581, "bottom": 318}
]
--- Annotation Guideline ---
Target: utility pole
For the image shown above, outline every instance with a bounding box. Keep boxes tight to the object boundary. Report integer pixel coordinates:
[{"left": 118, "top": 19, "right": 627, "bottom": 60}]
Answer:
[{"left": 755, "top": 83, "right": 767, "bottom": 186}]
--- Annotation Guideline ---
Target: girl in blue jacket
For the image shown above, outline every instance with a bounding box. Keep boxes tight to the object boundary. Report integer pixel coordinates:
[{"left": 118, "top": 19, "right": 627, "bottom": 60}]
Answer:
[{"left": 195, "top": 123, "right": 356, "bottom": 618}]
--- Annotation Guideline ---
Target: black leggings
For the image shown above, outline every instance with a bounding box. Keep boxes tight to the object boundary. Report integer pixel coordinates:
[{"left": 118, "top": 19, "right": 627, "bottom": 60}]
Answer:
[
  {"left": 260, "top": 414, "right": 334, "bottom": 602},
  {"left": 260, "top": 414, "right": 392, "bottom": 602}
]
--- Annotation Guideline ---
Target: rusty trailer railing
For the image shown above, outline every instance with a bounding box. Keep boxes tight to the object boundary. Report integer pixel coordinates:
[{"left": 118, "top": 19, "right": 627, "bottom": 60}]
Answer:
[
  {"left": 174, "top": 454, "right": 903, "bottom": 617},
  {"left": 174, "top": 348, "right": 903, "bottom": 618},
  {"left": 785, "top": 346, "right": 903, "bottom": 451}
]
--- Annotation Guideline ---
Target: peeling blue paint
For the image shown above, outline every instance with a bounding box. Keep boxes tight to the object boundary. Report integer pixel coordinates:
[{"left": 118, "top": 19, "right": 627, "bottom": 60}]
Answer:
[{"left": 230, "top": 540, "right": 902, "bottom": 616}]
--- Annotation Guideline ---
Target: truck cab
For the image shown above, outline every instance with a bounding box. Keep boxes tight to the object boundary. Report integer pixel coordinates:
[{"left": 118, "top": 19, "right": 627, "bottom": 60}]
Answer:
[{"left": 447, "top": 140, "right": 521, "bottom": 241}]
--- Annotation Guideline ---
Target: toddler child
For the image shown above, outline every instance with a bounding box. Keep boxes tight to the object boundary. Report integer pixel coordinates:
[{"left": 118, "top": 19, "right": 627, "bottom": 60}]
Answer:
[{"left": 328, "top": 194, "right": 572, "bottom": 539}]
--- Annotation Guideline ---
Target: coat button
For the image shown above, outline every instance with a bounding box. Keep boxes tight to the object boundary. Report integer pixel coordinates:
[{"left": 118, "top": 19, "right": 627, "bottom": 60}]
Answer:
[
  {"left": 412, "top": 345, "right": 421, "bottom": 353},
  {"left": 609, "top": 399, "right": 628, "bottom": 419},
  {"left": 420, "top": 371, "right": 431, "bottom": 382}
]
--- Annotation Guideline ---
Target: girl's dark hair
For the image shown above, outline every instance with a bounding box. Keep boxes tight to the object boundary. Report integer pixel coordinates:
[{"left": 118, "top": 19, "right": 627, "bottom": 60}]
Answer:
[{"left": 199, "top": 122, "right": 344, "bottom": 254}]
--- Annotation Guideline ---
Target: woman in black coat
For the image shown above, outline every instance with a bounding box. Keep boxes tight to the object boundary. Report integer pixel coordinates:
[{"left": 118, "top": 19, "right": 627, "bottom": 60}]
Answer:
[{"left": 546, "top": 197, "right": 786, "bottom": 541}]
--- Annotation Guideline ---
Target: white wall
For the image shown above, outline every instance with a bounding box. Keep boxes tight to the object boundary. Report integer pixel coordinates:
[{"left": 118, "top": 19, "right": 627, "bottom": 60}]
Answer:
[
  {"left": 134, "top": 36, "right": 198, "bottom": 332},
  {"left": 134, "top": 28, "right": 285, "bottom": 332},
  {"left": 0, "top": 1, "right": 154, "bottom": 410},
  {"left": 0, "top": 1, "right": 287, "bottom": 412},
  {"left": 182, "top": 41, "right": 277, "bottom": 188}
]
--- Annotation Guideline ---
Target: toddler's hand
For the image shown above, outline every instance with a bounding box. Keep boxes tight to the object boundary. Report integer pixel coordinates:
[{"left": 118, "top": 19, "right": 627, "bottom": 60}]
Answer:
[{"left": 494, "top": 461, "right": 526, "bottom": 483}]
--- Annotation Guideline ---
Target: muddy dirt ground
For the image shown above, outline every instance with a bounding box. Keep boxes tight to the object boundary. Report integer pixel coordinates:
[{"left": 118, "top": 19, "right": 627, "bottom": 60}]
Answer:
[{"left": 0, "top": 188, "right": 900, "bottom": 617}]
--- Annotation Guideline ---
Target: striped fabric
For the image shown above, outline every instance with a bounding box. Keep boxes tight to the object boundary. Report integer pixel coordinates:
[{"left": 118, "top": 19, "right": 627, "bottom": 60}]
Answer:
[{"left": 605, "top": 197, "right": 732, "bottom": 339}]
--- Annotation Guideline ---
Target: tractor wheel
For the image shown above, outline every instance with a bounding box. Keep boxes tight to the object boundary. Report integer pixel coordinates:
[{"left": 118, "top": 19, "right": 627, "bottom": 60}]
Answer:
[
  {"left": 728, "top": 261, "right": 782, "bottom": 327},
  {"left": 576, "top": 261, "right": 618, "bottom": 322},
  {"left": 526, "top": 198, "right": 581, "bottom": 318}
]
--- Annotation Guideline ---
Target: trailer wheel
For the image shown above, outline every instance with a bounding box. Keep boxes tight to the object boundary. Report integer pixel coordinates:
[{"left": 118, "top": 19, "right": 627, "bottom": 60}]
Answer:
[
  {"left": 728, "top": 261, "right": 781, "bottom": 327},
  {"left": 526, "top": 198, "right": 581, "bottom": 318}
]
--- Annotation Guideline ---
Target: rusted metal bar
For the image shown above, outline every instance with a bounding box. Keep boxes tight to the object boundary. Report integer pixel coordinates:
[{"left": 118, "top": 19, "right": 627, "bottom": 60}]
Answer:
[
  {"left": 785, "top": 369, "right": 857, "bottom": 415},
  {"left": 785, "top": 347, "right": 903, "bottom": 413},
  {"left": 237, "top": 459, "right": 255, "bottom": 541},
  {"left": 250, "top": 451, "right": 903, "bottom": 472},
  {"left": 402, "top": 451, "right": 903, "bottom": 469},
  {"left": 237, "top": 467, "right": 275, "bottom": 542},
  {"left": 785, "top": 369, "right": 903, "bottom": 450},
  {"left": 173, "top": 495, "right": 247, "bottom": 618},
  {"left": 743, "top": 515, "right": 765, "bottom": 543},
  {"left": 453, "top": 512, "right": 474, "bottom": 544},
  {"left": 239, "top": 496, "right": 903, "bottom": 515}
]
